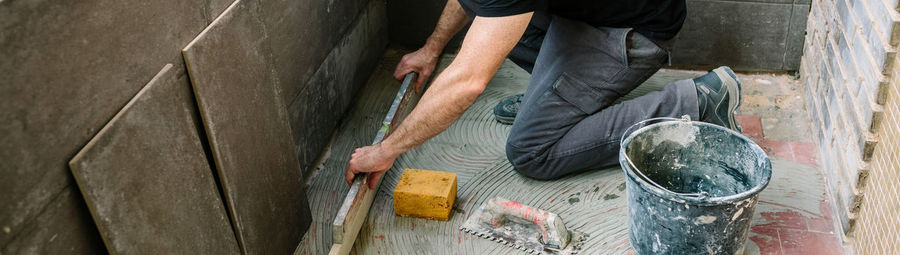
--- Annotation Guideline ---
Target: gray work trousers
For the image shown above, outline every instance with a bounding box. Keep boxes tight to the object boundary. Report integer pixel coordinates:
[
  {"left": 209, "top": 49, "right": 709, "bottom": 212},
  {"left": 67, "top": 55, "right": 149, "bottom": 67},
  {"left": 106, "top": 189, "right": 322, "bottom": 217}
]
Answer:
[{"left": 505, "top": 16, "right": 701, "bottom": 180}]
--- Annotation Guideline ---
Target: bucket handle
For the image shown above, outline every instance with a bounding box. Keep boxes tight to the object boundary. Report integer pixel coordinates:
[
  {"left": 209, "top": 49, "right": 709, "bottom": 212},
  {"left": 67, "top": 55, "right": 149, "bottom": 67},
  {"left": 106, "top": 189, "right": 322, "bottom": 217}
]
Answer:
[{"left": 620, "top": 115, "right": 710, "bottom": 200}]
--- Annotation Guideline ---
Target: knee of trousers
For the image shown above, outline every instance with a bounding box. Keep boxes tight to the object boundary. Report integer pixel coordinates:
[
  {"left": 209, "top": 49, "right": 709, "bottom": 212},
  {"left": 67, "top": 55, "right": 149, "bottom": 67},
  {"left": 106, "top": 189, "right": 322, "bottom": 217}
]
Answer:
[{"left": 505, "top": 142, "right": 558, "bottom": 181}]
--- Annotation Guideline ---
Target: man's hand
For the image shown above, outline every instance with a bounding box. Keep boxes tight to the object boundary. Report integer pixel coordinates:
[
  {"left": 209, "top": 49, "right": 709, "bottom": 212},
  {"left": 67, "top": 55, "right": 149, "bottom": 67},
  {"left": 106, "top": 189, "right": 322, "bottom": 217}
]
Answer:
[
  {"left": 344, "top": 143, "right": 398, "bottom": 190},
  {"left": 392, "top": 0, "right": 468, "bottom": 93},
  {"left": 343, "top": 6, "right": 530, "bottom": 191},
  {"left": 394, "top": 49, "right": 438, "bottom": 93}
]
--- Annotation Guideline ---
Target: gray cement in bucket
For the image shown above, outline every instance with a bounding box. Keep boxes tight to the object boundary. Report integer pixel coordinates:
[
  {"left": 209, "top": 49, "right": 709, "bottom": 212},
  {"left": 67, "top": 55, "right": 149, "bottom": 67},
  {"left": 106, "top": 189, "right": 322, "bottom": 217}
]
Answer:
[{"left": 620, "top": 120, "right": 772, "bottom": 254}]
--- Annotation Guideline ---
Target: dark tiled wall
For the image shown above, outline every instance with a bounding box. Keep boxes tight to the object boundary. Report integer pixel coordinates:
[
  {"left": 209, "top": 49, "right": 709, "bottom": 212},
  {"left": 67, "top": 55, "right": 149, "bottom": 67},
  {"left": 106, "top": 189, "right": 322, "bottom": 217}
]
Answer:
[
  {"left": 387, "top": 0, "right": 810, "bottom": 71},
  {"left": 673, "top": 0, "right": 810, "bottom": 71},
  {"left": 287, "top": 0, "right": 389, "bottom": 173},
  {"left": 0, "top": 0, "right": 385, "bottom": 252},
  {"left": 1, "top": 0, "right": 228, "bottom": 252}
]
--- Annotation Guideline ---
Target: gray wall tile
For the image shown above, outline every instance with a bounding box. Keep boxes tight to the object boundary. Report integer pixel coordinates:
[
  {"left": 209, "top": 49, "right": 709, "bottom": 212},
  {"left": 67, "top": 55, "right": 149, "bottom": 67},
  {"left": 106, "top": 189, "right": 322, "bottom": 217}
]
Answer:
[
  {"left": 261, "top": 0, "right": 371, "bottom": 106},
  {"left": 672, "top": 0, "right": 792, "bottom": 70},
  {"left": 68, "top": 64, "right": 240, "bottom": 254},
  {"left": 182, "top": 0, "right": 312, "bottom": 253},
  {"left": 0, "top": 0, "right": 231, "bottom": 252},
  {"left": 785, "top": 4, "right": 811, "bottom": 70},
  {"left": 287, "top": 0, "right": 389, "bottom": 173},
  {"left": 385, "top": 0, "right": 807, "bottom": 71},
  {"left": 1, "top": 188, "right": 106, "bottom": 254}
]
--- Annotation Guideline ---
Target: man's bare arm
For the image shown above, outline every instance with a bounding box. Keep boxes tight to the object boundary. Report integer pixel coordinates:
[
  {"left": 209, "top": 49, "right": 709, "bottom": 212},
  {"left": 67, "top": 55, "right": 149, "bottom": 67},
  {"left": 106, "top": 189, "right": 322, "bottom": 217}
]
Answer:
[
  {"left": 393, "top": 0, "right": 469, "bottom": 91},
  {"left": 383, "top": 13, "right": 533, "bottom": 154},
  {"left": 344, "top": 12, "right": 534, "bottom": 188}
]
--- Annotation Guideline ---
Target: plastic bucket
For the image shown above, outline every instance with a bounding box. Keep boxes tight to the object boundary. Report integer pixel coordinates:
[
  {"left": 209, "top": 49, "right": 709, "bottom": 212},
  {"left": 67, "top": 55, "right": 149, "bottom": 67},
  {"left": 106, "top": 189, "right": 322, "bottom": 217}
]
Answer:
[{"left": 619, "top": 117, "right": 772, "bottom": 254}]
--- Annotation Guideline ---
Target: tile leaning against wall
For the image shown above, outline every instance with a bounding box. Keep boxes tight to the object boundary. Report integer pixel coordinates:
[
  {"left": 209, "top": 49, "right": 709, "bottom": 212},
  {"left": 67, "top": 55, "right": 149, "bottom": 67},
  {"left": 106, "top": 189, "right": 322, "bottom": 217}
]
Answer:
[
  {"left": 68, "top": 64, "right": 240, "bottom": 254},
  {"left": 182, "top": 0, "right": 312, "bottom": 253},
  {"left": 0, "top": 0, "right": 234, "bottom": 253}
]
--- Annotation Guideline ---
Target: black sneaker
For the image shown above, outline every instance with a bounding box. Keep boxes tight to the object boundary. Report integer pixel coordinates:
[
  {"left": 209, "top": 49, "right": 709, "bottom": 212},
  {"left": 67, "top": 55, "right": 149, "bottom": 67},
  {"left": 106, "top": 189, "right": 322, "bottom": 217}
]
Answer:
[
  {"left": 695, "top": 66, "right": 742, "bottom": 132},
  {"left": 493, "top": 94, "right": 524, "bottom": 125}
]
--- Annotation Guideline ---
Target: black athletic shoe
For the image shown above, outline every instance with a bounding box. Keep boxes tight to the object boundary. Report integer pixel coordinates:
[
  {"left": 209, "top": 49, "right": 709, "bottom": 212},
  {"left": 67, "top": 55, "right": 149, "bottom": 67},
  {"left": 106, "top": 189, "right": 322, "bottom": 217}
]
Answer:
[
  {"left": 695, "top": 66, "right": 742, "bottom": 132},
  {"left": 493, "top": 94, "right": 524, "bottom": 125}
]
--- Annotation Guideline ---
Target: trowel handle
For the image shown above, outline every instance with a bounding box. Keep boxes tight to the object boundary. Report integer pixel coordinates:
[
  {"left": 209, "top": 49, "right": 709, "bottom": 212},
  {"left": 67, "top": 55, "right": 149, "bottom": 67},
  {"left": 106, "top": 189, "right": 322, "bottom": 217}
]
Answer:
[{"left": 484, "top": 197, "right": 571, "bottom": 249}]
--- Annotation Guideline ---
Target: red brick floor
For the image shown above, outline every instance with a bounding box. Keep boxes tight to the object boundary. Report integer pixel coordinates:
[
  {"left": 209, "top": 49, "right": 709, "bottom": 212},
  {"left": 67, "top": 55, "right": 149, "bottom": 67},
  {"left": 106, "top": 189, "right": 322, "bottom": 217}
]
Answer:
[
  {"left": 736, "top": 112, "right": 845, "bottom": 254},
  {"left": 737, "top": 114, "right": 821, "bottom": 168}
]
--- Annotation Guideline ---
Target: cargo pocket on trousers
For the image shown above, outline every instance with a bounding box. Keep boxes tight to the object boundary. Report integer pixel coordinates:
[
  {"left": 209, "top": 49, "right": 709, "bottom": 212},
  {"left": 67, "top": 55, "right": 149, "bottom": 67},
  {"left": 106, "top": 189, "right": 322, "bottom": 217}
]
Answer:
[{"left": 552, "top": 72, "right": 605, "bottom": 114}]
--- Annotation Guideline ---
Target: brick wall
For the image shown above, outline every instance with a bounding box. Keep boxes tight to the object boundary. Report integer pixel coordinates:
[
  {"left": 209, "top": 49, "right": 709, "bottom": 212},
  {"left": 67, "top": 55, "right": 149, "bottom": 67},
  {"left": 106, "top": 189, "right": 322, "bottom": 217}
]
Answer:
[
  {"left": 853, "top": 55, "right": 900, "bottom": 255},
  {"left": 800, "top": 0, "right": 900, "bottom": 250}
]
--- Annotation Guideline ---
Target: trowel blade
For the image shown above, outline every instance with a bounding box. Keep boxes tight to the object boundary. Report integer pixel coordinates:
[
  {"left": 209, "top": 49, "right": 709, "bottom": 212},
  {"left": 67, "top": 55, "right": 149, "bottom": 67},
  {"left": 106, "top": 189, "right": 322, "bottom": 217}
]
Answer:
[{"left": 459, "top": 199, "right": 587, "bottom": 255}]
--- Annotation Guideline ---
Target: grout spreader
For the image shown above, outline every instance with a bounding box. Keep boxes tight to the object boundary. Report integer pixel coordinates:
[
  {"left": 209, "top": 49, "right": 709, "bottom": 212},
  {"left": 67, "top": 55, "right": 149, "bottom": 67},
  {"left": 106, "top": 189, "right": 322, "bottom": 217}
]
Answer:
[{"left": 460, "top": 197, "right": 588, "bottom": 255}]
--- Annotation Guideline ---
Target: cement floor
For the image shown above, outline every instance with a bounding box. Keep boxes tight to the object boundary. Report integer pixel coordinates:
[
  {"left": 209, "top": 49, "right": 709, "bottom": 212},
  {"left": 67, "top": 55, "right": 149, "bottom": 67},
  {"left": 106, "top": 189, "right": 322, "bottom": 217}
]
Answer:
[{"left": 295, "top": 50, "right": 845, "bottom": 254}]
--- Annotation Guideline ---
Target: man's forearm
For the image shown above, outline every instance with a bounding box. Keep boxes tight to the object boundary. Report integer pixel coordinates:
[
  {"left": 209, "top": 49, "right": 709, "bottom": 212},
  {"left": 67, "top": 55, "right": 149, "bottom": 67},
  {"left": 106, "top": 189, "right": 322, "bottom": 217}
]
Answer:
[
  {"left": 343, "top": 12, "right": 529, "bottom": 188},
  {"left": 421, "top": 0, "right": 469, "bottom": 56},
  {"left": 379, "top": 67, "right": 484, "bottom": 157},
  {"left": 378, "top": 13, "right": 533, "bottom": 158}
]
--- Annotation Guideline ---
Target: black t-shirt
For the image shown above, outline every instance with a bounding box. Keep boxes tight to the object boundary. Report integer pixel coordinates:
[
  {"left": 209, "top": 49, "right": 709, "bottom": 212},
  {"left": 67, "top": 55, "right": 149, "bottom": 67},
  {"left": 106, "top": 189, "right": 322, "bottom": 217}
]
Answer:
[{"left": 458, "top": 0, "right": 686, "bottom": 41}]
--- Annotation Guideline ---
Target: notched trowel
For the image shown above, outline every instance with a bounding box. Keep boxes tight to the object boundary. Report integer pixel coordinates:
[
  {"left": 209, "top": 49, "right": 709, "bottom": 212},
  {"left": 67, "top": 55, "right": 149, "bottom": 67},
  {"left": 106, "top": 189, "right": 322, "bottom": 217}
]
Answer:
[{"left": 460, "top": 197, "right": 588, "bottom": 255}]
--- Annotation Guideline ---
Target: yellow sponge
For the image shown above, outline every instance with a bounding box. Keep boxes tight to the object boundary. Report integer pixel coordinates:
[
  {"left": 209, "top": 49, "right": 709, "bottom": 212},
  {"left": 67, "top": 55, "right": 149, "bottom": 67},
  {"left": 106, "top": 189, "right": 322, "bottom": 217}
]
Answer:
[{"left": 393, "top": 169, "right": 457, "bottom": 220}]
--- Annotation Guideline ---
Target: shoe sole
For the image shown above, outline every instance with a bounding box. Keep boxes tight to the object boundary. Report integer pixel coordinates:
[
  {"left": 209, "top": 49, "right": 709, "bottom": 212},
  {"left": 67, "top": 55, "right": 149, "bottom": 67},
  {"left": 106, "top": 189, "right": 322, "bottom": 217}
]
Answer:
[
  {"left": 495, "top": 115, "right": 515, "bottom": 125},
  {"left": 713, "top": 67, "right": 742, "bottom": 132}
]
